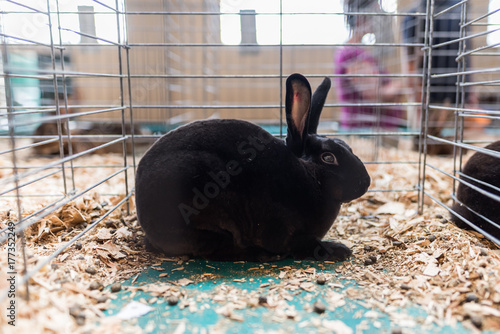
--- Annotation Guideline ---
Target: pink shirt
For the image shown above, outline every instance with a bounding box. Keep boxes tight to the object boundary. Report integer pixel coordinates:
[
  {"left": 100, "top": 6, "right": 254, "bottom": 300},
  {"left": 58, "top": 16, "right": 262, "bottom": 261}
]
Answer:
[{"left": 334, "top": 46, "right": 402, "bottom": 130}]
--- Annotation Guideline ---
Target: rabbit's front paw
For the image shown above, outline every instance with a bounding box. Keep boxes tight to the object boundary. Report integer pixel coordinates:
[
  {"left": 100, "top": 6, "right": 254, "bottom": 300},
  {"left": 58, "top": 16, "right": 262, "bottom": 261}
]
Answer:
[
  {"left": 291, "top": 238, "right": 352, "bottom": 262},
  {"left": 311, "top": 241, "right": 352, "bottom": 262}
]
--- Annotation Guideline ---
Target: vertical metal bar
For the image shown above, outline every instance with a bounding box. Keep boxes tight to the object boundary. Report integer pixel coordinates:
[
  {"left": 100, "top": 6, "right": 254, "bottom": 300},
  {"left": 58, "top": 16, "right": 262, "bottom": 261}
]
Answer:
[
  {"left": 452, "top": 1, "right": 468, "bottom": 202},
  {"left": 46, "top": 0, "right": 69, "bottom": 196},
  {"left": 123, "top": 7, "right": 137, "bottom": 176},
  {"left": 55, "top": 0, "right": 76, "bottom": 192},
  {"left": 202, "top": 0, "right": 208, "bottom": 120},
  {"left": 417, "top": 0, "right": 431, "bottom": 212},
  {"left": 1, "top": 14, "right": 30, "bottom": 301},
  {"left": 419, "top": 0, "right": 436, "bottom": 213},
  {"left": 115, "top": 0, "right": 130, "bottom": 215},
  {"left": 279, "top": 0, "right": 283, "bottom": 138}
]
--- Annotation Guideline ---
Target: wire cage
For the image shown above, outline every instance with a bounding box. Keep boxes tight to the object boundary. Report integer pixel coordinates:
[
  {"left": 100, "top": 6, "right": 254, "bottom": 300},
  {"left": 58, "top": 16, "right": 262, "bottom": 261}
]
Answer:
[{"left": 0, "top": 0, "right": 499, "bottom": 329}]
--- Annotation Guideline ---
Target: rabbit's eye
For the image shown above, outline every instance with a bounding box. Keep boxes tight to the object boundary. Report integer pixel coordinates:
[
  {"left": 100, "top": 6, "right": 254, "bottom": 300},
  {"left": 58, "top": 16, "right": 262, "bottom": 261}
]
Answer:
[{"left": 321, "top": 152, "right": 338, "bottom": 165}]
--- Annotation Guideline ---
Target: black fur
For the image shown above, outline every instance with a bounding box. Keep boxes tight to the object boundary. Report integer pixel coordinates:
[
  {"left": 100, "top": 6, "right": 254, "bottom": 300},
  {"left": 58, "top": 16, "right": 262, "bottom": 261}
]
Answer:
[
  {"left": 135, "top": 74, "right": 371, "bottom": 261},
  {"left": 450, "top": 140, "right": 500, "bottom": 241}
]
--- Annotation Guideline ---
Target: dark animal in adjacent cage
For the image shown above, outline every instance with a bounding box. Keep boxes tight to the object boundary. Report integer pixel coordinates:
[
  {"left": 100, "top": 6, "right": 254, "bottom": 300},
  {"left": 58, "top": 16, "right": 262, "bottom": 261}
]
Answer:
[
  {"left": 32, "top": 120, "right": 143, "bottom": 155},
  {"left": 450, "top": 140, "right": 500, "bottom": 241},
  {"left": 135, "top": 74, "right": 371, "bottom": 262}
]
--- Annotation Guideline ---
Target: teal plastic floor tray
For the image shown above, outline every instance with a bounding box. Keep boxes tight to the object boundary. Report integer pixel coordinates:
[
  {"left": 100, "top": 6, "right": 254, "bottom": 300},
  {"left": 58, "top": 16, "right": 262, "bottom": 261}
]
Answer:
[{"left": 103, "top": 259, "right": 479, "bottom": 333}]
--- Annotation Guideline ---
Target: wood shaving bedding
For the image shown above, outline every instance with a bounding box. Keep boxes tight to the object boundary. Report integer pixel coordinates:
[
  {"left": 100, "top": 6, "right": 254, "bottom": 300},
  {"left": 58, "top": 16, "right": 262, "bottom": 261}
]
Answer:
[{"left": 0, "top": 143, "right": 498, "bottom": 333}]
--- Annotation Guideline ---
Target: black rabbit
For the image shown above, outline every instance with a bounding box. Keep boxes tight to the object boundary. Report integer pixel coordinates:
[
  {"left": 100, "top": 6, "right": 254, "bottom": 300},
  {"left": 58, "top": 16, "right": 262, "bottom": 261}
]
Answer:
[
  {"left": 135, "top": 73, "right": 371, "bottom": 261},
  {"left": 450, "top": 140, "right": 500, "bottom": 241}
]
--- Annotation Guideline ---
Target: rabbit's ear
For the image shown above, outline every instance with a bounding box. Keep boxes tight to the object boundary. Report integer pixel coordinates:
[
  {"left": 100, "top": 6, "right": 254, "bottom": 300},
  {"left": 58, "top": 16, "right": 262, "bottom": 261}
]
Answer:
[
  {"left": 285, "top": 73, "right": 312, "bottom": 156},
  {"left": 307, "top": 77, "right": 331, "bottom": 134}
]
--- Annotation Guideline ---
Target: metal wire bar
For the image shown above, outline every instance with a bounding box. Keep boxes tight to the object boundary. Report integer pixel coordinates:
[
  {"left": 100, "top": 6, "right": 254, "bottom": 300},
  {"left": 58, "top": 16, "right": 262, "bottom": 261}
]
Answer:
[
  {"left": 0, "top": 164, "right": 125, "bottom": 170},
  {"left": 419, "top": 0, "right": 435, "bottom": 212},
  {"left": 0, "top": 137, "right": 59, "bottom": 155},
  {"left": 34, "top": 10, "right": 425, "bottom": 17},
  {"left": 428, "top": 104, "right": 500, "bottom": 116},
  {"left": 59, "top": 27, "right": 127, "bottom": 47},
  {"left": 433, "top": 0, "right": 467, "bottom": 18},
  {"left": 0, "top": 168, "right": 63, "bottom": 197},
  {"left": 462, "top": 7, "right": 500, "bottom": 28},
  {"left": 458, "top": 171, "right": 500, "bottom": 195},
  {"left": 427, "top": 135, "right": 500, "bottom": 159},
  {"left": 93, "top": 0, "right": 119, "bottom": 12},
  {"left": 432, "top": 26, "right": 500, "bottom": 50},
  {"left": 128, "top": 102, "right": 420, "bottom": 109},
  {"left": 1, "top": 165, "right": 131, "bottom": 244},
  {"left": 126, "top": 42, "right": 423, "bottom": 48},
  {"left": 0, "top": 68, "right": 126, "bottom": 78},
  {"left": 368, "top": 188, "right": 419, "bottom": 193},
  {"left": 425, "top": 190, "right": 500, "bottom": 245},
  {"left": 5, "top": 0, "right": 49, "bottom": 15},
  {"left": 456, "top": 40, "right": 500, "bottom": 61},
  {"left": 114, "top": 0, "right": 132, "bottom": 215},
  {"left": 0, "top": 136, "right": 127, "bottom": 188},
  {"left": 459, "top": 78, "right": 500, "bottom": 86},
  {"left": 426, "top": 159, "right": 500, "bottom": 205},
  {"left": 1, "top": 12, "right": 30, "bottom": 300},
  {"left": 431, "top": 66, "right": 500, "bottom": 78},
  {"left": 127, "top": 73, "right": 422, "bottom": 79},
  {"left": 11, "top": 106, "right": 127, "bottom": 128},
  {"left": 0, "top": 195, "right": 66, "bottom": 237},
  {"left": 0, "top": 192, "right": 132, "bottom": 302},
  {"left": 0, "top": 33, "right": 55, "bottom": 48}
]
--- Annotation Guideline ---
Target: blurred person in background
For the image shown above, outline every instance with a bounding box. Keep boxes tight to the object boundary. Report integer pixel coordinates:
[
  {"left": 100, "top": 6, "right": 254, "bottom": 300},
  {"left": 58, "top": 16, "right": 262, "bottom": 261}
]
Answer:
[
  {"left": 334, "top": 0, "right": 404, "bottom": 131},
  {"left": 403, "top": 0, "right": 489, "bottom": 154}
]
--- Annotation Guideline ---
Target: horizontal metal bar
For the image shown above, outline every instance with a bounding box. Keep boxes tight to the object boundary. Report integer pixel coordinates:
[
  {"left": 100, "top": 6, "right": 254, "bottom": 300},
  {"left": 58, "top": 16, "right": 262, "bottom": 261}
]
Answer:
[
  {"left": 424, "top": 190, "right": 500, "bottom": 246},
  {"left": 1, "top": 191, "right": 126, "bottom": 198},
  {"left": 0, "top": 190, "right": 133, "bottom": 302},
  {"left": 470, "top": 52, "right": 500, "bottom": 56},
  {"left": 0, "top": 195, "right": 66, "bottom": 236},
  {"left": 0, "top": 73, "right": 53, "bottom": 80},
  {"left": 12, "top": 106, "right": 126, "bottom": 128},
  {"left": 0, "top": 33, "right": 55, "bottom": 48},
  {"left": 432, "top": 27, "right": 500, "bottom": 50},
  {"left": 0, "top": 137, "right": 59, "bottom": 156},
  {"left": 459, "top": 78, "right": 500, "bottom": 87},
  {"left": 59, "top": 27, "right": 127, "bottom": 48},
  {"left": 127, "top": 42, "right": 423, "bottom": 48},
  {"left": 130, "top": 102, "right": 420, "bottom": 109},
  {"left": 426, "top": 161, "right": 500, "bottom": 206},
  {"left": 431, "top": 67, "right": 500, "bottom": 79},
  {"left": 428, "top": 105, "right": 500, "bottom": 116},
  {"left": 456, "top": 40, "right": 500, "bottom": 62},
  {"left": 433, "top": 0, "right": 466, "bottom": 18},
  {"left": 0, "top": 134, "right": 138, "bottom": 142},
  {"left": 92, "top": 0, "right": 118, "bottom": 12},
  {"left": 0, "top": 164, "right": 124, "bottom": 170},
  {"left": 363, "top": 161, "right": 419, "bottom": 165},
  {"left": 0, "top": 105, "right": 119, "bottom": 110},
  {"left": 367, "top": 188, "right": 419, "bottom": 193},
  {"left": 0, "top": 168, "right": 62, "bottom": 197},
  {"left": 458, "top": 171, "right": 500, "bottom": 196},
  {"left": 58, "top": 10, "right": 426, "bottom": 17},
  {"left": 0, "top": 105, "right": 54, "bottom": 110},
  {"left": 128, "top": 73, "right": 422, "bottom": 79},
  {"left": 0, "top": 137, "right": 127, "bottom": 188},
  {"left": 458, "top": 113, "right": 500, "bottom": 120},
  {"left": 427, "top": 135, "right": 500, "bottom": 160},
  {"left": 0, "top": 166, "right": 130, "bottom": 242},
  {"left": 5, "top": 0, "right": 49, "bottom": 15},
  {"left": 0, "top": 108, "right": 57, "bottom": 115},
  {"left": 2, "top": 66, "right": 124, "bottom": 79},
  {"left": 462, "top": 8, "right": 500, "bottom": 28}
]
